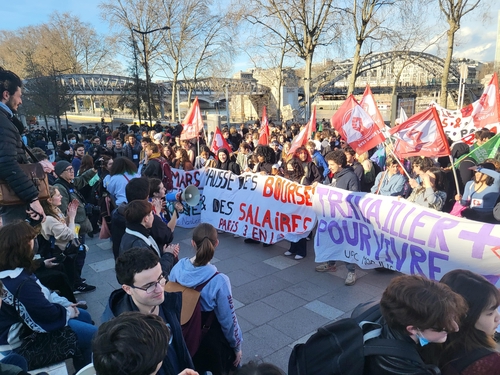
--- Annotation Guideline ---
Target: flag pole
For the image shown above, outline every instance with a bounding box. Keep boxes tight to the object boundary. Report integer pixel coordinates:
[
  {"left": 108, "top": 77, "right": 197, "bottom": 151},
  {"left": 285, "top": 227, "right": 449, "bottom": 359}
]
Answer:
[
  {"left": 388, "top": 146, "right": 411, "bottom": 180},
  {"left": 448, "top": 155, "right": 461, "bottom": 195}
]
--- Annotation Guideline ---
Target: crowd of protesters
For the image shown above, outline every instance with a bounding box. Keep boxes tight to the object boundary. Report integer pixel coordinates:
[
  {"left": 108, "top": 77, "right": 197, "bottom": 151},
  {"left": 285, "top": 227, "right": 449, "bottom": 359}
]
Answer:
[{"left": 2, "top": 67, "right": 500, "bottom": 375}]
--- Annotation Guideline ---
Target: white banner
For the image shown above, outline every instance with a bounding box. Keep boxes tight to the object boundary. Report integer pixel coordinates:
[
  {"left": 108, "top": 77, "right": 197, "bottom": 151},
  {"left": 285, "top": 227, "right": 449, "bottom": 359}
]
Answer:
[
  {"left": 313, "top": 183, "right": 500, "bottom": 286},
  {"left": 170, "top": 168, "right": 205, "bottom": 228},
  {"left": 431, "top": 101, "right": 499, "bottom": 142},
  {"left": 200, "top": 169, "right": 317, "bottom": 243}
]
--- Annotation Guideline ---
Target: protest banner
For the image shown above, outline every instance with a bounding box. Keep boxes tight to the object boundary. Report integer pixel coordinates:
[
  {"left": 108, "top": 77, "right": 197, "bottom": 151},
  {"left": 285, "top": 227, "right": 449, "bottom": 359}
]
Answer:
[
  {"left": 171, "top": 167, "right": 205, "bottom": 228},
  {"left": 430, "top": 73, "right": 500, "bottom": 141},
  {"left": 313, "top": 184, "right": 500, "bottom": 286},
  {"left": 200, "top": 169, "right": 317, "bottom": 243}
]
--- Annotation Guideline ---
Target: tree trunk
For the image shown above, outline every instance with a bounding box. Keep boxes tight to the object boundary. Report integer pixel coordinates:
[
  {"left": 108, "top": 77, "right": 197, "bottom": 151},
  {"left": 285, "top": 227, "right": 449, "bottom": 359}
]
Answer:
[
  {"left": 440, "top": 28, "right": 455, "bottom": 107},
  {"left": 171, "top": 79, "right": 177, "bottom": 122},
  {"left": 304, "top": 54, "right": 312, "bottom": 121},
  {"left": 349, "top": 41, "right": 363, "bottom": 95}
]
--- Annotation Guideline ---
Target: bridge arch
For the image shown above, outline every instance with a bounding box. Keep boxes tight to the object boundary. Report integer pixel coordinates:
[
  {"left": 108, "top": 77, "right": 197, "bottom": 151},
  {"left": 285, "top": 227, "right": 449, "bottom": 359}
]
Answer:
[{"left": 317, "top": 51, "right": 460, "bottom": 93}]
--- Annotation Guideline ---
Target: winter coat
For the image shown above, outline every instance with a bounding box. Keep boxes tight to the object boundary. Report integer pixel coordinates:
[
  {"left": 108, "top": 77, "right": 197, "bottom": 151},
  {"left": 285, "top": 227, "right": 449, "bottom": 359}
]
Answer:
[
  {"left": 329, "top": 166, "right": 360, "bottom": 192},
  {"left": 101, "top": 289, "right": 193, "bottom": 375},
  {"left": 0, "top": 268, "right": 72, "bottom": 351},
  {"left": 0, "top": 107, "right": 39, "bottom": 203}
]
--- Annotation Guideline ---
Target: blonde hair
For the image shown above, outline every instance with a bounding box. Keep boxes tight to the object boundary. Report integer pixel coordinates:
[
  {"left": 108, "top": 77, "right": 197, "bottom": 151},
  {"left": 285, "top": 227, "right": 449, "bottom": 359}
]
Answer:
[{"left": 357, "top": 152, "right": 369, "bottom": 162}]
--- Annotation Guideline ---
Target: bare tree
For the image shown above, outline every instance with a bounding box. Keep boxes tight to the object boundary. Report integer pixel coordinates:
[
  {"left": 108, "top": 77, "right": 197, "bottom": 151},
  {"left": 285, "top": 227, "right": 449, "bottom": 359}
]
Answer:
[
  {"left": 181, "top": 15, "right": 235, "bottom": 105},
  {"left": 0, "top": 12, "right": 116, "bottom": 78},
  {"left": 344, "top": 0, "right": 395, "bottom": 95},
  {"left": 438, "top": 0, "right": 481, "bottom": 107},
  {"left": 239, "top": 0, "right": 342, "bottom": 120},
  {"left": 242, "top": 32, "right": 299, "bottom": 121}
]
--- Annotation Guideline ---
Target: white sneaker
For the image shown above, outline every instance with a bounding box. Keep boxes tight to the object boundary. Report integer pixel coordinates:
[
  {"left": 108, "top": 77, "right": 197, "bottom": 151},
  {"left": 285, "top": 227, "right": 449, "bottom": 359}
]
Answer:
[
  {"left": 294, "top": 255, "right": 304, "bottom": 260},
  {"left": 217, "top": 230, "right": 224, "bottom": 234},
  {"left": 284, "top": 251, "right": 293, "bottom": 256},
  {"left": 233, "top": 234, "right": 240, "bottom": 238},
  {"left": 345, "top": 272, "right": 356, "bottom": 286}
]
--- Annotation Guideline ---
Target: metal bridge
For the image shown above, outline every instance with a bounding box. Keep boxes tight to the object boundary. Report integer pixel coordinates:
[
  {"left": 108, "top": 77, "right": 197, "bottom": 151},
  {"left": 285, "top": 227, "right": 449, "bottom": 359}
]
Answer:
[
  {"left": 315, "top": 51, "right": 462, "bottom": 94},
  {"left": 53, "top": 74, "right": 270, "bottom": 102},
  {"left": 29, "top": 50, "right": 474, "bottom": 104}
]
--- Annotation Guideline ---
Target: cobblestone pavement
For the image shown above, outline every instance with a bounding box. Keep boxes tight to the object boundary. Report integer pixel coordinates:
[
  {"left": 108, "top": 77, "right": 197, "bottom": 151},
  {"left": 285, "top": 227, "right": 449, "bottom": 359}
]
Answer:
[{"left": 81, "top": 227, "right": 400, "bottom": 371}]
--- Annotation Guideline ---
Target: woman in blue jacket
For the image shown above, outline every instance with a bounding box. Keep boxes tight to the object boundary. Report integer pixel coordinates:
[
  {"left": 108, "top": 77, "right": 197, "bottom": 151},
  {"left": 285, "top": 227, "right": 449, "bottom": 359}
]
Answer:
[{"left": 169, "top": 223, "right": 243, "bottom": 375}]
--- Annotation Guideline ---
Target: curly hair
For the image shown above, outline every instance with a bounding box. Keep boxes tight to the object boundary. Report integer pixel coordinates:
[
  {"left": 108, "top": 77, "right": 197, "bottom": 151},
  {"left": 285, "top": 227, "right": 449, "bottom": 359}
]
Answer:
[
  {"left": 284, "top": 157, "right": 305, "bottom": 183},
  {"left": 255, "top": 145, "right": 276, "bottom": 164}
]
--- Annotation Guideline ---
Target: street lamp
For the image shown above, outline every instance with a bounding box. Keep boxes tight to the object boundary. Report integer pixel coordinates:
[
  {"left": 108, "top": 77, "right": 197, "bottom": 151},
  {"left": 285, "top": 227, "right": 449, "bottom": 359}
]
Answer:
[{"left": 132, "top": 26, "right": 170, "bottom": 127}]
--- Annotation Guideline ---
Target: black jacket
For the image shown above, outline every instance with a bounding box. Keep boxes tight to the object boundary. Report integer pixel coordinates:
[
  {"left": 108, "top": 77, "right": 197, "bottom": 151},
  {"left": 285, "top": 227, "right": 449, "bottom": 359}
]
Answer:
[
  {"left": 119, "top": 222, "right": 175, "bottom": 276},
  {"left": 142, "top": 158, "right": 163, "bottom": 180},
  {"left": 111, "top": 203, "right": 174, "bottom": 259},
  {"left": 102, "top": 289, "right": 193, "bottom": 375},
  {"left": 0, "top": 107, "right": 39, "bottom": 203},
  {"left": 364, "top": 318, "right": 440, "bottom": 375},
  {"left": 330, "top": 166, "right": 360, "bottom": 192}
]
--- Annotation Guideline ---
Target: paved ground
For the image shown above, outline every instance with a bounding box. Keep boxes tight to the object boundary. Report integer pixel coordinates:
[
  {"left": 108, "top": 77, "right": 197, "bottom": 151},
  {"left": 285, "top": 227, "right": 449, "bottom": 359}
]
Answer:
[{"left": 81, "top": 227, "right": 401, "bottom": 372}]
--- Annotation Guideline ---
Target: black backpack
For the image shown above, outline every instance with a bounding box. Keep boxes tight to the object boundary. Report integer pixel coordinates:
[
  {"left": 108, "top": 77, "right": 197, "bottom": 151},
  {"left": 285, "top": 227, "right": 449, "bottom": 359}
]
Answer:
[{"left": 288, "top": 304, "right": 426, "bottom": 375}]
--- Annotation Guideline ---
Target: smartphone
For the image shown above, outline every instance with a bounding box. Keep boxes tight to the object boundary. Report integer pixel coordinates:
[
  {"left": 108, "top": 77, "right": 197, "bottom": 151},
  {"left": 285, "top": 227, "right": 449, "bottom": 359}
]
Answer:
[{"left": 53, "top": 254, "right": 66, "bottom": 264}]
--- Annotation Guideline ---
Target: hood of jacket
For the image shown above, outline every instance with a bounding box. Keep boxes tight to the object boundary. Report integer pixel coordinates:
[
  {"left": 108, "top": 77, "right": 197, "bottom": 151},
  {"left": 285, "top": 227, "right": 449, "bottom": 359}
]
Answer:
[{"left": 169, "top": 258, "right": 218, "bottom": 288}]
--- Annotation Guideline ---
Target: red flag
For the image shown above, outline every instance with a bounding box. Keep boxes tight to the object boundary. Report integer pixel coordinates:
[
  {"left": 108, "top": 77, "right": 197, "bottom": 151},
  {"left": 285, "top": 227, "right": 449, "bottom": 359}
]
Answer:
[
  {"left": 288, "top": 106, "right": 317, "bottom": 155},
  {"left": 359, "top": 85, "right": 386, "bottom": 130},
  {"left": 180, "top": 97, "right": 204, "bottom": 140},
  {"left": 258, "top": 106, "right": 270, "bottom": 145},
  {"left": 471, "top": 73, "right": 500, "bottom": 129},
  {"left": 389, "top": 107, "right": 451, "bottom": 158},
  {"left": 210, "top": 127, "right": 232, "bottom": 155},
  {"left": 330, "top": 95, "right": 386, "bottom": 154}
]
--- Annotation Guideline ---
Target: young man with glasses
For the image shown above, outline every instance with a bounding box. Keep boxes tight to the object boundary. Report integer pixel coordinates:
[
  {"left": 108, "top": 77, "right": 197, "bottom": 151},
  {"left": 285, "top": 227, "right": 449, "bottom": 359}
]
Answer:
[{"left": 102, "top": 247, "right": 193, "bottom": 375}]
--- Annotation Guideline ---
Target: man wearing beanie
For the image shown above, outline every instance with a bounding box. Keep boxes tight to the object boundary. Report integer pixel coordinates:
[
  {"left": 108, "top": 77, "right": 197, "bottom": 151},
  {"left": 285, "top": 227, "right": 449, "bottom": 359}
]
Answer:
[{"left": 53, "top": 160, "right": 97, "bottom": 293}]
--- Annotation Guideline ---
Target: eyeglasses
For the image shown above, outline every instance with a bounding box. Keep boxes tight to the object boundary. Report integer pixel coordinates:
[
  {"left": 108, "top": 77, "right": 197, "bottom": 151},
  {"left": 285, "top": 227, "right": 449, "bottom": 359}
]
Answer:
[
  {"left": 130, "top": 274, "right": 166, "bottom": 294},
  {"left": 64, "top": 168, "right": 74, "bottom": 173}
]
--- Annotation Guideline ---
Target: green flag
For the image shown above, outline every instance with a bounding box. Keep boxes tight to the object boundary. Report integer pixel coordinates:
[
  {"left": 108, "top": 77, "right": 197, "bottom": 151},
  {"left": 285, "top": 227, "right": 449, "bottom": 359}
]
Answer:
[{"left": 453, "top": 133, "right": 500, "bottom": 167}]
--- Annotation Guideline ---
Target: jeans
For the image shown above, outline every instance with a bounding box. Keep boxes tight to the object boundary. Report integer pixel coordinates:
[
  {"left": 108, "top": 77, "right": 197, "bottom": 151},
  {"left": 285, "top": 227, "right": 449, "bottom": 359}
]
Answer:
[
  {"left": 75, "top": 235, "right": 87, "bottom": 285},
  {"left": 288, "top": 237, "right": 307, "bottom": 257},
  {"left": 0, "top": 353, "right": 28, "bottom": 371},
  {"left": 68, "top": 308, "right": 97, "bottom": 370},
  {"left": 0, "top": 204, "right": 29, "bottom": 225},
  {"left": 328, "top": 261, "right": 356, "bottom": 273}
]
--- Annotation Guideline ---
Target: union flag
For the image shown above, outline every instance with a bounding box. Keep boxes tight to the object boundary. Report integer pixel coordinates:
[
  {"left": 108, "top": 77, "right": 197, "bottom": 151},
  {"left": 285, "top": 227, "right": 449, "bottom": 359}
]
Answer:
[
  {"left": 389, "top": 107, "right": 451, "bottom": 158},
  {"left": 330, "top": 95, "right": 386, "bottom": 154},
  {"left": 180, "top": 97, "right": 204, "bottom": 140}
]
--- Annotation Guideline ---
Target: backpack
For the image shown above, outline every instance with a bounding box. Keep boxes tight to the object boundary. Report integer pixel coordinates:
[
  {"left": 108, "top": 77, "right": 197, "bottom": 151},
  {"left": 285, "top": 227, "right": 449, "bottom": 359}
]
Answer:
[
  {"left": 164, "top": 272, "right": 219, "bottom": 357},
  {"left": 288, "top": 304, "right": 425, "bottom": 375},
  {"left": 153, "top": 157, "right": 174, "bottom": 191}
]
